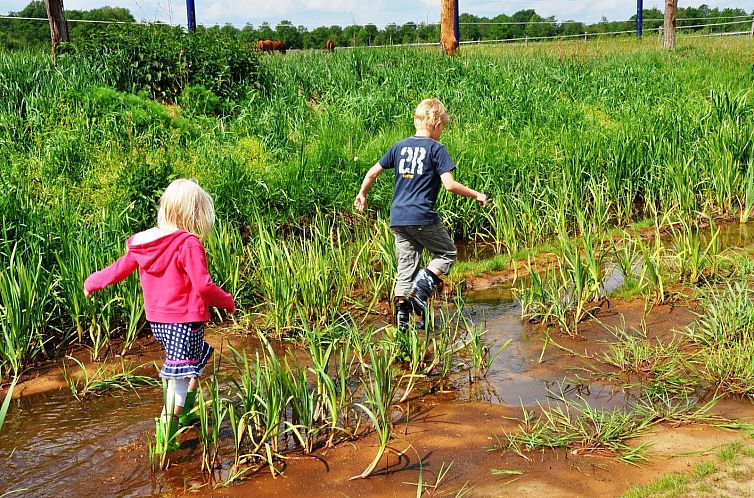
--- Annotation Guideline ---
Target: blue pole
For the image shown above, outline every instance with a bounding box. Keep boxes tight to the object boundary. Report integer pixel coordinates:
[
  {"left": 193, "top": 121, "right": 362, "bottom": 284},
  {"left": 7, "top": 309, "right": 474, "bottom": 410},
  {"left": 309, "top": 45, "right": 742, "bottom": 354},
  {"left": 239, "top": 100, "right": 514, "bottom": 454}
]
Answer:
[
  {"left": 453, "top": 0, "right": 460, "bottom": 48},
  {"left": 186, "top": 0, "right": 196, "bottom": 32},
  {"left": 637, "top": 0, "right": 643, "bottom": 37}
]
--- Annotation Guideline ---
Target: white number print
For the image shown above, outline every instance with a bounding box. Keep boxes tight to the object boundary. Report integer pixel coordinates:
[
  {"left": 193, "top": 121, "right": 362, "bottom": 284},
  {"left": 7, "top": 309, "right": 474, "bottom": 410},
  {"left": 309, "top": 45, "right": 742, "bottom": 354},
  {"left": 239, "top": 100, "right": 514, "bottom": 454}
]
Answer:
[{"left": 398, "top": 146, "right": 426, "bottom": 175}]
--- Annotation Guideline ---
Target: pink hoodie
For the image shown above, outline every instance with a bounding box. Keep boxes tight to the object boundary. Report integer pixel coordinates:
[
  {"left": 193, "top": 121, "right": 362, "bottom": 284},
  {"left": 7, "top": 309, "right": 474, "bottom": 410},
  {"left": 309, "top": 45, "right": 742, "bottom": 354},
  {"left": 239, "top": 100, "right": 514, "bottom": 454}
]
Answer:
[{"left": 84, "top": 230, "right": 235, "bottom": 323}]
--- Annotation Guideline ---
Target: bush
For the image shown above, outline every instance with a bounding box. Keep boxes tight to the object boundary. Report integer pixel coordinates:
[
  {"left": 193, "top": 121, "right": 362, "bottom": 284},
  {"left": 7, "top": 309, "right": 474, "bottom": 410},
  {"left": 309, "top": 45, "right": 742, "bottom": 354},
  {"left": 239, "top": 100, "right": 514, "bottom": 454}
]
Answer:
[
  {"left": 178, "top": 84, "right": 225, "bottom": 116},
  {"left": 76, "top": 24, "right": 264, "bottom": 103}
]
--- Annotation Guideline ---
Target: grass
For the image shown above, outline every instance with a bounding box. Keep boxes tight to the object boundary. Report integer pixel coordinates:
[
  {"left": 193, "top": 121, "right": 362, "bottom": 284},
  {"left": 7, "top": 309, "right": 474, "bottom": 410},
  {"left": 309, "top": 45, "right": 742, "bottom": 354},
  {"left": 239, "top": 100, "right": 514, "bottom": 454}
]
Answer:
[
  {"left": 492, "top": 393, "right": 654, "bottom": 465},
  {"left": 2, "top": 36, "right": 754, "bottom": 371},
  {"left": 622, "top": 440, "right": 754, "bottom": 498},
  {"left": 623, "top": 474, "right": 689, "bottom": 498}
]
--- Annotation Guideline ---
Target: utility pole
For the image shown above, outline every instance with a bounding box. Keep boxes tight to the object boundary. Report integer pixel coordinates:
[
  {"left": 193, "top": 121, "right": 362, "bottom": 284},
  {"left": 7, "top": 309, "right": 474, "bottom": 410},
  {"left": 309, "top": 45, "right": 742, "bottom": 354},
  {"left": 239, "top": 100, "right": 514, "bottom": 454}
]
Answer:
[
  {"left": 663, "top": 0, "right": 677, "bottom": 50},
  {"left": 186, "top": 0, "right": 196, "bottom": 31},
  {"left": 441, "top": 0, "right": 458, "bottom": 55},
  {"left": 44, "top": 0, "right": 69, "bottom": 58},
  {"left": 637, "top": 0, "right": 643, "bottom": 38}
]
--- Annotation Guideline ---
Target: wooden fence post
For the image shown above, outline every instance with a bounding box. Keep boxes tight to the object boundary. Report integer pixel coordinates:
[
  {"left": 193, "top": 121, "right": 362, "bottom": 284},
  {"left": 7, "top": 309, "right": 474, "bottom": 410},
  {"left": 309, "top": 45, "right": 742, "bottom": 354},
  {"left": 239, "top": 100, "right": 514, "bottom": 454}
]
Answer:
[
  {"left": 44, "top": 0, "right": 69, "bottom": 58},
  {"left": 663, "top": 0, "right": 677, "bottom": 50},
  {"left": 441, "top": 0, "right": 457, "bottom": 55}
]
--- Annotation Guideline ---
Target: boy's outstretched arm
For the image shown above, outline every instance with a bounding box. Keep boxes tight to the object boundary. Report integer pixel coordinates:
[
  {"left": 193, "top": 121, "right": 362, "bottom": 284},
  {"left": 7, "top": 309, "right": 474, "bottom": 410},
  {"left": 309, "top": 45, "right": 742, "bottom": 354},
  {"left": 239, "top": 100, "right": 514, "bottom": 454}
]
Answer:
[
  {"left": 354, "top": 163, "right": 385, "bottom": 212},
  {"left": 441, "top": 172, "right": 490, "bottom": 207}
]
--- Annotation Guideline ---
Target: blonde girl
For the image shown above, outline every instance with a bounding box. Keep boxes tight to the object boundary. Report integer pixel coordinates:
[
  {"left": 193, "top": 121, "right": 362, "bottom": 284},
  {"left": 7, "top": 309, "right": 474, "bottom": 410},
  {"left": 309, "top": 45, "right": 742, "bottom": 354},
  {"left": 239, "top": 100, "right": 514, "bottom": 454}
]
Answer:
[{"left": 85, "top": 179, "right": 235, "bottom": 452}]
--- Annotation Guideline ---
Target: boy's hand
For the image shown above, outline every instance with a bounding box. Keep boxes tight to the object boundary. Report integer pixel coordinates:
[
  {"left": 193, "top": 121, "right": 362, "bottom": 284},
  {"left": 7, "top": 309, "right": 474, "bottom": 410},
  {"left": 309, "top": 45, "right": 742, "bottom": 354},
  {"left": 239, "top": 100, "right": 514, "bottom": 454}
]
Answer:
[
  {"left": 84, "top": 286, "right": 91, "bottom": 298},
  {"left": 354, "top": 193, "right": 367, "bottom": 212},
  {"left": 475, "top": 193, "right": 491, "bottom": 208}
]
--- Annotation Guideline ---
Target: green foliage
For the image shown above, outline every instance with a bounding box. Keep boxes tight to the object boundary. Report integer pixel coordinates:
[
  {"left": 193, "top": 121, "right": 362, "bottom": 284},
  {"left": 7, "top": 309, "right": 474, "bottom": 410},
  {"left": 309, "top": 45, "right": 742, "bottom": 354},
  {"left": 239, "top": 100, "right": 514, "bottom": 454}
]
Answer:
[
  {"left": 117, "top": 154, "right": 175, "bottom": 231},
  {"left": 2, "top": 37, "right": 754, "bottom": 372},
  {"left": 179, "top": 84, "right": 225, "bottom": 116},
  {"left": 75, "top": 23, "right": 263, "bottom": 102}
]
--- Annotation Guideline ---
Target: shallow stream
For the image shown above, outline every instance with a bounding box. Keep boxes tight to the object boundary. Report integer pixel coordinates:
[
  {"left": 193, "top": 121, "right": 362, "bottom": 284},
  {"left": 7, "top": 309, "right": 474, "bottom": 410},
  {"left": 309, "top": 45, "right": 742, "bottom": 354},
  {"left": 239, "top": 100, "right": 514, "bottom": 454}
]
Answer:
[{"left": 4, "top": 221, "right": 754, "bottom": 496}]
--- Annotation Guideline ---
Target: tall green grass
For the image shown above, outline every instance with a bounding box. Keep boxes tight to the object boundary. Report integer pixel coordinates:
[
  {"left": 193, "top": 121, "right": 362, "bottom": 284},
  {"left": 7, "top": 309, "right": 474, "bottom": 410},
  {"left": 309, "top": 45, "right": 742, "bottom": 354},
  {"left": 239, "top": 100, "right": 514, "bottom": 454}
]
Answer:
[{"left": 2, "top": 37, "right": 754, "bottom": 372}]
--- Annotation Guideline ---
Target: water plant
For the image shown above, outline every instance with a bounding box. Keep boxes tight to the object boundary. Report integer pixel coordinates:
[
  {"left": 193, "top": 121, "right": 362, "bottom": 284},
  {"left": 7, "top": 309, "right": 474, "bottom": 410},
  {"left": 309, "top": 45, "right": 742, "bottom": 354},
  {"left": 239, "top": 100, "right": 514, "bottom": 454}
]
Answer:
[
  {"left": 351, "top": 343, "right": 398, "bottom": 480},
  {"left": 62, "top": 356, "right": 157, "bottom": 400},
  {"left": 464, "top": 322, "right": 510, "bottom": 383},
  {"left": 493, "top": 395, "right": 654, "bottom": 464},
  {"left": 0, "top": 245, "right": 55, "bottom": 375}
]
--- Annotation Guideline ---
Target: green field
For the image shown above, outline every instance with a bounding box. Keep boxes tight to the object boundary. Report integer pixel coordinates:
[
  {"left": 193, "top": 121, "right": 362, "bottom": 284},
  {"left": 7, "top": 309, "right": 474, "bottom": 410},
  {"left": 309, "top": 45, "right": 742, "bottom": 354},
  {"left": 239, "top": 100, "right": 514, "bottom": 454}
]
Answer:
[{"left": 1, "top": 34, "right": 753, "bottom": 373}]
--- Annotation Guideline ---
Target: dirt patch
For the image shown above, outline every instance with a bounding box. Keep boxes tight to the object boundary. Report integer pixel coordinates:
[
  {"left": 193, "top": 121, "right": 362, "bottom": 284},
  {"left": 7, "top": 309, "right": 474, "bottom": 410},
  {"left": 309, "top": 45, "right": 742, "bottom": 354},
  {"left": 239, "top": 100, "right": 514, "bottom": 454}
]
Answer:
[{"left": 161, "top": 402, "right": 751, "bottom": 498}]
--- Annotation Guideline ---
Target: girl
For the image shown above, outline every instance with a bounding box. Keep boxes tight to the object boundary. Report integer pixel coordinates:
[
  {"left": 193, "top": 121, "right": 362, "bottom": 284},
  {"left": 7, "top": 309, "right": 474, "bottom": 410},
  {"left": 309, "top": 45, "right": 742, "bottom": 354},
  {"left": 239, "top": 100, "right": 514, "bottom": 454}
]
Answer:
[{"left": 84, "top": 178, "right": 235, "bottom": 452}]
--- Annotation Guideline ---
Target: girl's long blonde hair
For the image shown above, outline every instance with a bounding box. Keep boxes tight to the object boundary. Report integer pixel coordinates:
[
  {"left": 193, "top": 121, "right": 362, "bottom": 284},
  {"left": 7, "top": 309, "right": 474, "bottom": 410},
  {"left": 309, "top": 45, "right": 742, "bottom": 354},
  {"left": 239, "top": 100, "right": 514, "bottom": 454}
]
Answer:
[{"left": 157, "top": 179, "right": 215, "bottom": 239}]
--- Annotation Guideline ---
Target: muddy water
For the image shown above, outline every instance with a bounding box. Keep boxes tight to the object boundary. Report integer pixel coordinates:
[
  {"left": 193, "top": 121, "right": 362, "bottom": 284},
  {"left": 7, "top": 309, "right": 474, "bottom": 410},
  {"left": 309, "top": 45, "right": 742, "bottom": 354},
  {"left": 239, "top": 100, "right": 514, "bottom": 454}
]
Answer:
[
  {"left": 4, "top": 221, "right": 754, "bottom": 497},
  {"left": 0, "top": 294, "right": 640, "bottom": 497}
]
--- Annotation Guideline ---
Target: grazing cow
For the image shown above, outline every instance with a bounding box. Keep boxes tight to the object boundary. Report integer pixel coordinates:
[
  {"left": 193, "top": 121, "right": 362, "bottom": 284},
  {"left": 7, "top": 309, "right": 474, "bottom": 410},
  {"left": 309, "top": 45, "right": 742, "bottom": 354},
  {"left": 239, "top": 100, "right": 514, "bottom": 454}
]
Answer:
[
  {"left": 257, "top": 39, "right": 287, "bottom": 54},
  {"left": 271, "top": 40, "right": 288, "bottom": 54},
  {"left": 326, "top": 39, "right": 336, "bottom": 52}
]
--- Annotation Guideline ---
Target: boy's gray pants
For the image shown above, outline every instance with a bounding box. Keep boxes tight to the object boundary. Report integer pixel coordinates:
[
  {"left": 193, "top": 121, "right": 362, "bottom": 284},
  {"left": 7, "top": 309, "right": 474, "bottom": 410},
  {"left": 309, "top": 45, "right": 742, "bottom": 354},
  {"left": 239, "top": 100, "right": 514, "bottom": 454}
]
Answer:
[{"left": 391, "top": 222, "right": 457, "bottom": 298}]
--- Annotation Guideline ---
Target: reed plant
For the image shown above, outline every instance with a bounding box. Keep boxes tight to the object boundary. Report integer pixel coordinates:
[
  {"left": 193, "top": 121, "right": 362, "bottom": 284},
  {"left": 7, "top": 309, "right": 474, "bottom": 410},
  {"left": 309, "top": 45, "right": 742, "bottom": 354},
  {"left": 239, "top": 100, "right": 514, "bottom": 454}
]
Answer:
[
  {"left": 201, "top": 370, "right": 228, "bottom": 474},
  {"left": 739, "top": 158, "right": 754, "bottom": 223},
  {"left": 281, "top": 359, "right": 319, "bottom": 453},
  {"left": 635, "top": 226, "right": 667, "bottom": 305},
  {"left": 667, "top": 217, "right": 721, "bottom": 285},
  {"left": 352, "top": 343, "right": 398, "bottom": 479},
  {"left": 493, "top": 395, "right": 653, "bottom": 464},
  {"left": 686, "top": 282, "right": 754, "bottom": 346},
  {"left": 464, "top": 323, "right": 510, "bottom": 383},
  {"left": 0, "top": 374, "right": 17, "bottom": 432},
  {"left": 556, "top": 232, "right": 605, "bottom": 331},
  {"left": 0, "top": 245, "right": 55, "bottom": 375},
  {"left": 62, "top": 356, "right": 157, "bottom": 400},
  {"left": 611, "top": 231, "right": 641, "bottom": 285}
]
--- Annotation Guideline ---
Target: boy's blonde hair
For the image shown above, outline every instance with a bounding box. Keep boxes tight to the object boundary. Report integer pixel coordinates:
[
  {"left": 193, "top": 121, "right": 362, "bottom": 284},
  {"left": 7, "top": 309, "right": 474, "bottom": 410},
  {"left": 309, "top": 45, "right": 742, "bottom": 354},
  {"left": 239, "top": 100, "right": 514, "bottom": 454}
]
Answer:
[
  {"left": 157, "top": 179, "right": 215, "bottom": 240},
  {"left": 414, "top": 98, "right": 449, "bottom": 131}
]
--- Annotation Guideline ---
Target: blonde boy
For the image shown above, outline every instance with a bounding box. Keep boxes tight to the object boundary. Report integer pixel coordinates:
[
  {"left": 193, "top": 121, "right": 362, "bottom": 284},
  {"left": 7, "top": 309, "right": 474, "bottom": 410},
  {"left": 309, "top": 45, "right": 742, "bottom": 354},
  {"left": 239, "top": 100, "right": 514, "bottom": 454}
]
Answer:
[{"left": 355, "top": 99, "right": 489, "bottom": 330}]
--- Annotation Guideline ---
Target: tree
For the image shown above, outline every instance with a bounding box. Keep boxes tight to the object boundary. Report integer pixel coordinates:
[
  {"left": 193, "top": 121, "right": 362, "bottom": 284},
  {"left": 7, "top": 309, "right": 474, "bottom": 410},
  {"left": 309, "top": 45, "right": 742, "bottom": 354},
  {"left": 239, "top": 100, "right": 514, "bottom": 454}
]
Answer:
[
  {"left": 276, "top": 20, "right": 302, "bottom": 48},
  {"left": 562, "top": 20, "right": 585, "bottom": 37},
  {"left": 459, "top": 13, "right": 481, "bottom": 41}
]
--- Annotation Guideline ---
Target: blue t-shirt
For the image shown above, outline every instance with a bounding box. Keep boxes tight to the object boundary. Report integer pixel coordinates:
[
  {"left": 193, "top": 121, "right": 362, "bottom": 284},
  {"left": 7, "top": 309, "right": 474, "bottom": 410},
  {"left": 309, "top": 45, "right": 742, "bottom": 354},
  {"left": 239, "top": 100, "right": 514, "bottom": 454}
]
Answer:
[{"left": 379, "top": 136, "right": 456, "bottom": 226}]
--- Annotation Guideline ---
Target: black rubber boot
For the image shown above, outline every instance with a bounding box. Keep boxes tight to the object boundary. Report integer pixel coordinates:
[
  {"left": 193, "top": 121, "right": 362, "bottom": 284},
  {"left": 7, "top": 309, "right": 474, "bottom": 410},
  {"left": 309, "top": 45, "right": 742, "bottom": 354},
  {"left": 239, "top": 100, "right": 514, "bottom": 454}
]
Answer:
[{"left": 395, "top": 298, "right": 412, "bottom": 332}]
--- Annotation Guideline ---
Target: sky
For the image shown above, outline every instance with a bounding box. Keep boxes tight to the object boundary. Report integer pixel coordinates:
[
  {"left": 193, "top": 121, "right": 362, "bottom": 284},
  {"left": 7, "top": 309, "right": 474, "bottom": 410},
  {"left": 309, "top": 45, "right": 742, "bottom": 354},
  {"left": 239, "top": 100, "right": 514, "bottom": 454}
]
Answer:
[{"left": 2, "top": 0, "right": 753, "bottom": 27}]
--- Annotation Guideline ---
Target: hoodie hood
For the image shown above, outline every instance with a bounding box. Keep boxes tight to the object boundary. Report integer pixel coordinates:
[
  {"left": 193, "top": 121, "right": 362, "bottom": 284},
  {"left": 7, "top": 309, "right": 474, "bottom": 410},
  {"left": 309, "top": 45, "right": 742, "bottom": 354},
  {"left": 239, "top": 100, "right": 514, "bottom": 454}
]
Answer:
[{"left": 126, "top": 230, "right": 197, "bottom": 275}]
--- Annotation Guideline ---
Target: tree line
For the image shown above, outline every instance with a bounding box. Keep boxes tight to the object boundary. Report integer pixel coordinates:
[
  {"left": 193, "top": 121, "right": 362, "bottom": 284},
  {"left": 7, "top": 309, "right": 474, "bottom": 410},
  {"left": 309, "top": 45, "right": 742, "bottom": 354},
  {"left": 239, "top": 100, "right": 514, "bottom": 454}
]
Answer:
[{"left": 1, "top": 1, "right": 752, "bottom": 51}]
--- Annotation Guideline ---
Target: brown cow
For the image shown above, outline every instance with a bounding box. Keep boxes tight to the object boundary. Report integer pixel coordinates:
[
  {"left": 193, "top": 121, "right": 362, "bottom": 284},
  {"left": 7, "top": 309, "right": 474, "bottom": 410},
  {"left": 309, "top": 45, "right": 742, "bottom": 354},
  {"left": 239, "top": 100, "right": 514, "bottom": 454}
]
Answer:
[
  {"left": 326, "top": 39, "right": 336, "bottom": 52},
  {"left": 257, "top": 39, "right": 287, "bottom": 54},
  {"left": 271, "top": 40, "right": 288, "bottom": 54}
]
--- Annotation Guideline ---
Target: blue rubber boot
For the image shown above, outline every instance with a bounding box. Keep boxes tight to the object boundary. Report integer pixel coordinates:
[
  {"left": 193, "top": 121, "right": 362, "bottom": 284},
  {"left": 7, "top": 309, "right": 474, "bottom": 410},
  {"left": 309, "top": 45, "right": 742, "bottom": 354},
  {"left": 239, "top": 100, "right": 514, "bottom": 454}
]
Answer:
[{"left": 407, "top": 268, "right": 440, "bottom": 311}]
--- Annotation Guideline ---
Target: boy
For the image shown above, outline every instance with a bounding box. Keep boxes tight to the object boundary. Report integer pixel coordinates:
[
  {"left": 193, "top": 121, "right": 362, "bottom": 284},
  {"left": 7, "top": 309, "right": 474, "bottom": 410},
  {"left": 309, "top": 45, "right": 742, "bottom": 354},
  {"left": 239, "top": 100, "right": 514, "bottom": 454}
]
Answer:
[{"left": 354, "top": 98, "right": 490, "bottom": 331}]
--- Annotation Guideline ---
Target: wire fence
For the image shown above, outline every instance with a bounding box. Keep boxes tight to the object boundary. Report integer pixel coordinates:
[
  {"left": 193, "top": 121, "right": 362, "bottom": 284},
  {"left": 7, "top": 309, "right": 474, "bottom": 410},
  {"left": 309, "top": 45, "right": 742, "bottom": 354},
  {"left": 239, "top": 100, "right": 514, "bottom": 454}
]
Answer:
[
  {"left": 1, "top": 12, "right": 752, "bottom": 50},
  {"left": 2, "top": 13, "right": 753, "bottom": 29}
]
